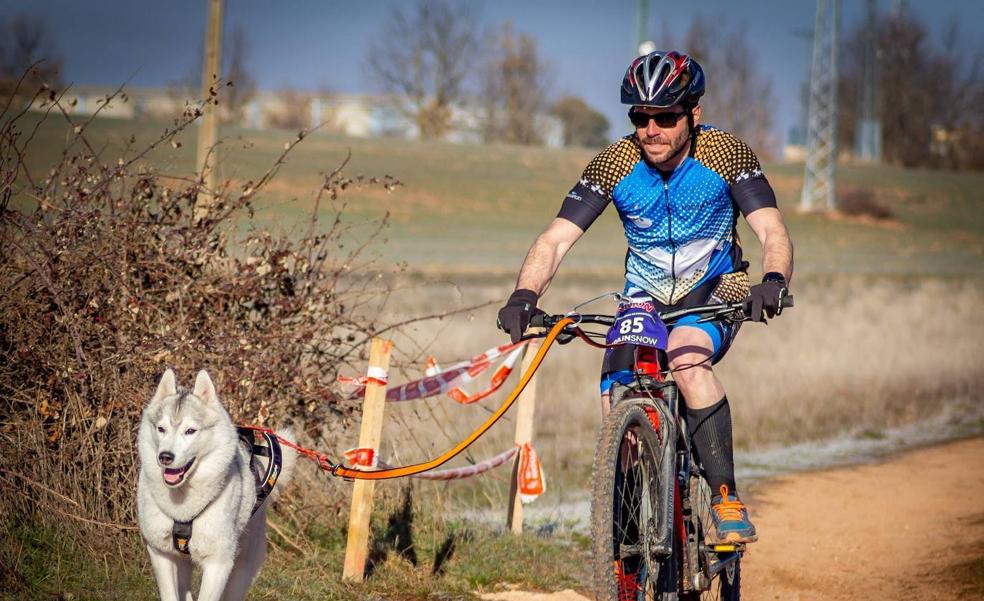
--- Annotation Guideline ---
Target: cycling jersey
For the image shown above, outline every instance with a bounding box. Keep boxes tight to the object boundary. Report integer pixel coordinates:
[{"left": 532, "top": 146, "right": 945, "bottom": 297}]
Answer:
[{"left": 559, "top": 125, "right": 777, "bottom": 306}]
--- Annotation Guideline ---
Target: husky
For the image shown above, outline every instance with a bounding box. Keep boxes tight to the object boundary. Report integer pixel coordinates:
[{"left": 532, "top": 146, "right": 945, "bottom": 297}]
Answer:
[{"left": 137, "top": 369, "right": 295, "bottom": 601}]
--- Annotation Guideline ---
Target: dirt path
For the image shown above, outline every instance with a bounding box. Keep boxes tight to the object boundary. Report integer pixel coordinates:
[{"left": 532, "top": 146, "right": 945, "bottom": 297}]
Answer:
[{"left": 482, "top": 436, "right": 984, "bottom": 601}]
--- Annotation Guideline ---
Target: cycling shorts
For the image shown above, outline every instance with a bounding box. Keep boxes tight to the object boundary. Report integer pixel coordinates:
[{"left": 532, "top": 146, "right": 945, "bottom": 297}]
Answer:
[{"left": 599, "top": 285, "right": 741, "bottom": 395}]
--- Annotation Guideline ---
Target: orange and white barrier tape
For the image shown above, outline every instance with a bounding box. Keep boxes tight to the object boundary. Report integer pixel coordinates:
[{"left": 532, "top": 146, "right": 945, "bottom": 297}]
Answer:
[
  {"left": 339, "top": 340, "right": 529, "bottom": 403},
  {"left": 517, "top": 442, "right": 545, "bottom": 503},
  {"left": 342, "top": 444, "right": 544, "bottom": 487}
]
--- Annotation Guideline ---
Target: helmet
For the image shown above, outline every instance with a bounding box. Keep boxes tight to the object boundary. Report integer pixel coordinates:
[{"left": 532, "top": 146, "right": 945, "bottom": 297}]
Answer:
[{"left": 621, "top": 51, "right": 705, "bottom": 108}]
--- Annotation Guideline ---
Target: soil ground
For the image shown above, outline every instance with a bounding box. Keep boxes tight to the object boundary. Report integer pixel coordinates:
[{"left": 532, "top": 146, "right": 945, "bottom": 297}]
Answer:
[{"left": 482, "top": 436, "right": 984, "bottom": 601}]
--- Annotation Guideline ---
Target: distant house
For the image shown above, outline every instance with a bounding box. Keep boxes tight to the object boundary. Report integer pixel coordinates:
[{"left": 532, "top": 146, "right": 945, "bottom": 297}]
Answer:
[{"left": 30, "top": 86, "right": 564, "bottom": 147}]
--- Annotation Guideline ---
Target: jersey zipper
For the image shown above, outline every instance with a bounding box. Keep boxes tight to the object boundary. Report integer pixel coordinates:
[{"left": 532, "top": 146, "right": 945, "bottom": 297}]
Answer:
[{"left": 665, "top": 179, "right": 677, "bottom": 304}]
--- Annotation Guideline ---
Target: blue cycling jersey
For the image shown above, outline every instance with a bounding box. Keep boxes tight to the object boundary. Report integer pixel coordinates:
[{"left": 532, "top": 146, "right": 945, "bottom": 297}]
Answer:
[{"left": 558, "top": 125, "right": 776, "bottom": 306}]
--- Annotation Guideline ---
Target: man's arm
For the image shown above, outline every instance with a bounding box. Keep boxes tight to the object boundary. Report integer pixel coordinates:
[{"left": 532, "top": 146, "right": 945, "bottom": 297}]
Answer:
[
  {"left": 745, "top": 207, "right": 794, "bottom": 283},
  {"left": 514, "top": 218, "right": 585, "bottom": 295}
]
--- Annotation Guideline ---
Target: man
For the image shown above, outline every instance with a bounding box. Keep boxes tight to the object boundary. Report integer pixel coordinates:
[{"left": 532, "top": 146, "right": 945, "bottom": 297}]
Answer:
[{"left": 496, "top": 51, "right": 793, "bottom": 544}]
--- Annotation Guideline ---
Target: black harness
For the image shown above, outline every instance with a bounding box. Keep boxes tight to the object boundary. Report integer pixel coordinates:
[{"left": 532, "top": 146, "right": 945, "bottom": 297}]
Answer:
[{"left": 172, "top": 426, "right": 283, "bottom": 554}]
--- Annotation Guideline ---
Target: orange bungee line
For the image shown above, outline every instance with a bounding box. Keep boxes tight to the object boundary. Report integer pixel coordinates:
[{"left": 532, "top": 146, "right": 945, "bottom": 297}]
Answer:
[{"left": 332, "top": 317, "right": 575, "bottom": 481}]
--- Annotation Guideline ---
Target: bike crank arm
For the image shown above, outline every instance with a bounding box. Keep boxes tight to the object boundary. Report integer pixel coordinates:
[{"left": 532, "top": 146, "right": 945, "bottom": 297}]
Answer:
[{"left": 704, "top": 547, "right": 741, "bottom": 579}]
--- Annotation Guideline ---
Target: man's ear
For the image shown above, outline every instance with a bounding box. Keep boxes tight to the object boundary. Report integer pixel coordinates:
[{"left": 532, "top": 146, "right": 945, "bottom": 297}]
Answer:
[
  {"left": 193, "top": 370, "right": 219, "bottom": 406},
  {"left": 691, "top": 104, "right": 702, "bottom": 126},
  {"left": 153, "top": 369, "right": 177, "bottom": 403}
]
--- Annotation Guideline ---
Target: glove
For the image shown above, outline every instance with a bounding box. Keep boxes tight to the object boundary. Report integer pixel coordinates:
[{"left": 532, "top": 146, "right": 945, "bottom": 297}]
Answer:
[
  {"left": 747, "top": 272, "right": 788, "bottom": 322},
  {"left": 496, "top": 289, "right": 543, "bottom": 343}
]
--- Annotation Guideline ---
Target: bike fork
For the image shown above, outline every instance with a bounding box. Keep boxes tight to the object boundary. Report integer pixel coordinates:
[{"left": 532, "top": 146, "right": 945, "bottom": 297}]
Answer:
[{"left": 651, "top": 385, "right": 678, "bottom": 558}]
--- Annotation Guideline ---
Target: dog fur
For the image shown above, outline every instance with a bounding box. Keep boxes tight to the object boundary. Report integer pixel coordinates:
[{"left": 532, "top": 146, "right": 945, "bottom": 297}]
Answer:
[{"left": 137, "top": 369, "right": 294, "bottom": 601}]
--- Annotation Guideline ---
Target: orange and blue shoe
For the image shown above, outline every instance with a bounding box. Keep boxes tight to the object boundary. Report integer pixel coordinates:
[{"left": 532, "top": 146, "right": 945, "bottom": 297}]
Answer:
[{"left": 709, "top": 485, "right": 758, "bottom": 543}]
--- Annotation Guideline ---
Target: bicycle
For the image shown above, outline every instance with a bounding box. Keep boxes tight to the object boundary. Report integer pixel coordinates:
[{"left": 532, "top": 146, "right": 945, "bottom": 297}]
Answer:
[{"left": 525, "top": 293, "right": 792, "bottom": 601}]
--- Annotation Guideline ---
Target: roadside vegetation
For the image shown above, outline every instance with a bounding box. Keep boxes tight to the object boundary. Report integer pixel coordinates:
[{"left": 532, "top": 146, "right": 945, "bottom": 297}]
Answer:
[{"left": 2, "top": 101, "right": 982, "bottom": 599}]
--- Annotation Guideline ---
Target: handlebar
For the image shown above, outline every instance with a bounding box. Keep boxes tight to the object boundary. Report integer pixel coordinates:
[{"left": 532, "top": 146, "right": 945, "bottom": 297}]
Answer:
[{"left": 525, "top": 294, "right": 794, "bottom": 342}]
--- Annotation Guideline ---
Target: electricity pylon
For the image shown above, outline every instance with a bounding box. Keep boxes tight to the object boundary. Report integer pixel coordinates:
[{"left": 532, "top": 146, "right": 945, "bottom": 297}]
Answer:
[
  {"left": 800, "top": 0, "right": 840, "bottom": 212},
  {"left": 855, "top": 0, "right": 882, "bottom": 161}
]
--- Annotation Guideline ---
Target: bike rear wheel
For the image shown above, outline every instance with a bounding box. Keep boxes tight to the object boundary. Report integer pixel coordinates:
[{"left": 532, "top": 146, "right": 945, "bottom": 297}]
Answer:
[
  {"left": 680, "top": 474, "right": 741, "bottom": 601},
  {"left": 590, "top": 400, "right": 669, "bottom": 600}
]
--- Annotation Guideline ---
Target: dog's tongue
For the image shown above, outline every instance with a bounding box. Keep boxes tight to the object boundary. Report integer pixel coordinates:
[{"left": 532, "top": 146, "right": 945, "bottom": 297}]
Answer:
[{"left": 163, "top": 467, "right": 184, "bottom": 484}]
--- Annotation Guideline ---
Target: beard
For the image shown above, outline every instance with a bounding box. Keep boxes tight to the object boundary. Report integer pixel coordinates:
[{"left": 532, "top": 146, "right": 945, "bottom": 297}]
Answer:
[{"left": 639, "top": 126, "right": 691, "bottom": 167}]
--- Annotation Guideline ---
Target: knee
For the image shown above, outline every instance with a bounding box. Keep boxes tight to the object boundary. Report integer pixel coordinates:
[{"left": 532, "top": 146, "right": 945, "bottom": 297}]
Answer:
[{"left": 669, "top": 356, "right": 711, "bottom": 391}]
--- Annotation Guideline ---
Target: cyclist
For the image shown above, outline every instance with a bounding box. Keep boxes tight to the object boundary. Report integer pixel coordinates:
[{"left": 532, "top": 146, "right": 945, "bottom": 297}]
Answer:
[{"left": 497, "top": 51, "right": 793, "bottom": 544}]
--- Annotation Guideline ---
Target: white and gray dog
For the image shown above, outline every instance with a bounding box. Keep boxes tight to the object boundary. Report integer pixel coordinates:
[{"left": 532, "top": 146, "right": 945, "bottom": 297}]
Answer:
[{"left": 137, "top": 369, "right": 294, "bottom": 601}]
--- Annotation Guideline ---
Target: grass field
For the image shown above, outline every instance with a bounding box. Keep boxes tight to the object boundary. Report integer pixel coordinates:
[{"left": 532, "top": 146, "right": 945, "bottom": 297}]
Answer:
[{"left": 6, "top": 112, "right": 984, "bottom": 599}]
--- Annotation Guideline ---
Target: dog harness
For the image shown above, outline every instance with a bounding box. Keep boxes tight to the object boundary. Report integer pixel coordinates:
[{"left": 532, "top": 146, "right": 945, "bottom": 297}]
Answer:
[{"left": 172, "top": 426, "right": 283, "bottom": 554}]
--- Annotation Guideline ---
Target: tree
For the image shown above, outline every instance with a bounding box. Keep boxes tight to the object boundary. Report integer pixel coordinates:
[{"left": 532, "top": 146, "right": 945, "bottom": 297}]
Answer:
[
  {"left": 551, "top": 96, "right": 610, "bottom": 148},
  {"left": 222, "top": 26, "right": 256, "bottom": 125},
  {"left": 480, "top": 23, "right": 549, "bottom": 145},
  {"left": 838, "top": 10, "right": 983, "bottom": 168},
  {"left": 0, "top": 13, "right": 63, "bottom": 100},
  {"left": 366, "top": 0, "right": 479, "bottom": 140},
  {"left": 666, "top": 16, "right": 777, "bottom": 158},
  {"left": 169, "top": 25, "right": 256, "bottom": 125}
]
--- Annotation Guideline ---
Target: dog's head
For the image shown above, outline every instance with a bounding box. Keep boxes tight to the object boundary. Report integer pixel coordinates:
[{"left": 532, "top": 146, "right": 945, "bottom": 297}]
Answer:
[{"left": 139, "top": 369, "right": 233, "bottom": 489}]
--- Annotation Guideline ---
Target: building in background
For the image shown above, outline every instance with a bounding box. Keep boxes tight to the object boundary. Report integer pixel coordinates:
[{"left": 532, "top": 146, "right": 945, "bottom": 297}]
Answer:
[{"left": 32, "top": 86, "right": 564, "bottom": 148}]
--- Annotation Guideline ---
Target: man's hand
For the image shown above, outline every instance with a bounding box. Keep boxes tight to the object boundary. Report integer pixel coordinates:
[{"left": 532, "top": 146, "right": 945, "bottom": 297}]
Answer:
[
  {"left": 747, "top": 273, "right": 788, "bottom": 322},
  {"left": 497, "top": 289, "right": 544, "bottom": 343}
]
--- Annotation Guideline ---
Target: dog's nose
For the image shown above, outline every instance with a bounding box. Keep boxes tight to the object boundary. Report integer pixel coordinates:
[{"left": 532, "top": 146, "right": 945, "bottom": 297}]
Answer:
[{"left": 158, "top": 452, "right": 174, "bottom": 466}]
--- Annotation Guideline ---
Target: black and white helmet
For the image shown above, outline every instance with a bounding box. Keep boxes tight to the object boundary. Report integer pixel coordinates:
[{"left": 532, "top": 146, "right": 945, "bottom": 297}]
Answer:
[{"left": 621, "top": 51, "right": 705, "bottom": 108}]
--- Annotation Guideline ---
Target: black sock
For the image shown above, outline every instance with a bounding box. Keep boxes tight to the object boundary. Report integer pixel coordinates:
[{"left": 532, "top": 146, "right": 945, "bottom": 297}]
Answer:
[{"left": 687, "top": 397, "right": 737, "bottom": 498}]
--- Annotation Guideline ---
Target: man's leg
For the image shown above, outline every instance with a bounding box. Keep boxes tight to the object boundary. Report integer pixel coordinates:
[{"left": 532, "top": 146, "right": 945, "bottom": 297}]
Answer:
[{"left": 667, "top": 326, "right": 757, "bottom": 543}]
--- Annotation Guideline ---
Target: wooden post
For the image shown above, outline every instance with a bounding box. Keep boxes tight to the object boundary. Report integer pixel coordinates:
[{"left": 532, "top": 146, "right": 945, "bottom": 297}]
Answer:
[
  {"left": 342, "top": 338, "right": 392, "bottom": 581},
  {"left": 194, "top": 0, "right": 223, "bottom": 222},
  {"left": 507, "top": 339, "right": 540, "bottom": 534}
]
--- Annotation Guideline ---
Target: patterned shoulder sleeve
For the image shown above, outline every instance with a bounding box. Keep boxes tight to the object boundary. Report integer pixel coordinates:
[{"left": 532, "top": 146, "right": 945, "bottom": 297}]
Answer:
[
  {"left": 692, "top": 126, "right": 764, "bottom": 186},
  {"left": 557, "top": 136, "right": 640, "bottom": 230},
  {"left": 693, "top": 126, "right": 777, "bottom": 216}
]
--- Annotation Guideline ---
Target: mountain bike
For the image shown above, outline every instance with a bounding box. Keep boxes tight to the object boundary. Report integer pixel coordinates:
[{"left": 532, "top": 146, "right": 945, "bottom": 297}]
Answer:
[{"left": 527, "top": 293, "right": 791, "bottom": 601}]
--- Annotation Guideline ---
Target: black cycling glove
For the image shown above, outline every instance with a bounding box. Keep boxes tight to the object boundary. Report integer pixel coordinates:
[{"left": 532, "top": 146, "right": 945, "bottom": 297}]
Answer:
[
  {"left": 747, "top": 272, "right": 788, "bottom": 322},
  {"left": 496, "top": 289, "right": 543, "bottom": 343}
]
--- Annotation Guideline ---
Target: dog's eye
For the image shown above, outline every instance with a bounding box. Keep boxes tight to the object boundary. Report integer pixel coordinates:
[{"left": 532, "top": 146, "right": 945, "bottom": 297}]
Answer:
[
  {"left": 157, "top": 426, "right": 165, "bottom": 434},
  {"left": 184, "top": 428, "right": 197, "bottom": 435}
]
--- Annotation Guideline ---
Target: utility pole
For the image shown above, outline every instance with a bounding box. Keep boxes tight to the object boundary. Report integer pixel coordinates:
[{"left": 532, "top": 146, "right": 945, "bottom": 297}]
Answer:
[
  {"left": 855, "top": 0, "right": 881, "bottom": 161},
  {"left": 194, "top": 0, "right": 224, "bottom": 222},
  {"left": 800, "top": 0, "right": 840, "bottom": 212},
  {"left": 636, "top": 0, "right": 655, "bottom": 56}
]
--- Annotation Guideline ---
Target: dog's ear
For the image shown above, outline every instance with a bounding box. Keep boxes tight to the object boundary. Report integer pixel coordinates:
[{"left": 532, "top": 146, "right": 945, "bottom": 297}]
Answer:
[
  {"left": 193, "top": 369, "right": 219, "bottom": 406},
  {"left": 153, "top": 369, "right": 177, "bottom": 402}
]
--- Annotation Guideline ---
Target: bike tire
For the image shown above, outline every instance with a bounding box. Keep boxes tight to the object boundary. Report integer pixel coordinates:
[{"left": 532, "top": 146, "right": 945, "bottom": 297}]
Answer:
[
  {"left": 679, "top": 474, "right": 741, "bottom": 601},
  {"left": 590, "top": 400, "right": 669, "bottom": 601}
]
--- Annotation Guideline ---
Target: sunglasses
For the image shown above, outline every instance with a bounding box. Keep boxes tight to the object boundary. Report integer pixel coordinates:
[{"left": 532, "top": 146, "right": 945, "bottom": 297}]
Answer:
[{"left": 628, "top": 109, "right": 688, "bottom": 129}]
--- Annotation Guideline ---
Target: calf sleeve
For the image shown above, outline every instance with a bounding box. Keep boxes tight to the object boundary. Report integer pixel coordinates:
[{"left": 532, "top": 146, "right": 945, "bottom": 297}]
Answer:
[{"left": 687, "top": 396, "right": 737, "bottom": 497}]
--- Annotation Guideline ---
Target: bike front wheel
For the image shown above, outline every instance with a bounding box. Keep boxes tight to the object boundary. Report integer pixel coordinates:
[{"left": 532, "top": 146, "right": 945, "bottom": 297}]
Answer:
[{"left": 590, "top": 400, "right": 669, "bottom": 601}]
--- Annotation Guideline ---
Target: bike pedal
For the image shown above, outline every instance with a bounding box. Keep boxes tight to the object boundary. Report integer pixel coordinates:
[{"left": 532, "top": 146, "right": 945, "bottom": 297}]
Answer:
[{"left": 711, "top": 544, "right": 738, "bottom": 552}]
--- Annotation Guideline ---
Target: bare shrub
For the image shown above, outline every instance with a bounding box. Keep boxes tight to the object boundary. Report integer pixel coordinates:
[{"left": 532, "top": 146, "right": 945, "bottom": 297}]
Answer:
[
  {"left": 0, "top": 78, "right": 400, "bottom": 549},
  {"left": 837, "top": 187, "right": 895, "bottom": 220}
]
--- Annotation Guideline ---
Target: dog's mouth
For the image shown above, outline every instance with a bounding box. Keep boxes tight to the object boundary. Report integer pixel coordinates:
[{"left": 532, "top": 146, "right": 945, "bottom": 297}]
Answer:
[{"left": 162, "top": 458, "right": 196, "bottom": 487}]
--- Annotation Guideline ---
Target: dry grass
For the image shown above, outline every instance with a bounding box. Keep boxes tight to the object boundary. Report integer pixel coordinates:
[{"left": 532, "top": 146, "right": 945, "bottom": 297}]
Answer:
[{"left": 358, "top": 274, "right": 984, "bottom": 507}]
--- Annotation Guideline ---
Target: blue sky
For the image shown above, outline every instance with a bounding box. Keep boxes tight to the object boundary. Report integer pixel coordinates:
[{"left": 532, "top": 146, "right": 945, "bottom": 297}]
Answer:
[{"left": 4, "top": 0, "right": 982, "bottom": 146}]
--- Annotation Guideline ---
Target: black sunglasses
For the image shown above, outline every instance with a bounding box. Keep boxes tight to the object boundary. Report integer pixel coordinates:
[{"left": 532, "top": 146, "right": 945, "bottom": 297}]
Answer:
[{"left": 628, "top": 109, "right": 688, "bottom": 129}]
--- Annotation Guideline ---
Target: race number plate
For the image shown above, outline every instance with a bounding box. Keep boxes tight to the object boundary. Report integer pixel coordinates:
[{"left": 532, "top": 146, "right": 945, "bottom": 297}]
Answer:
[{"left": 606, "top": 298, "right": 669, "bottom": 349}]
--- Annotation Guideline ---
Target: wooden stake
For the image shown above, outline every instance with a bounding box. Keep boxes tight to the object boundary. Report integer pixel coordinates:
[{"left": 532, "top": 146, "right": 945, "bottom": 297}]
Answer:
[
  {"left": 194, "top": 0, "right": 223, "bottom": 223},
  {"left": 342, "top": 338, "right": 392, "bottom": 582},
  {"left": 507, "top": 339, "right": 540, "bottom": 534}
]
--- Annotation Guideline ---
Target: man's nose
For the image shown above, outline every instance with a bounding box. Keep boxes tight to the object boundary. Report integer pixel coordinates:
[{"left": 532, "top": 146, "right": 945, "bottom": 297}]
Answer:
[
  {"left": 158, "top": 452, "right": 174, "bottom": 466},
  {"left": 646, "top": 120, "right": 660, "bottom": 138}
]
